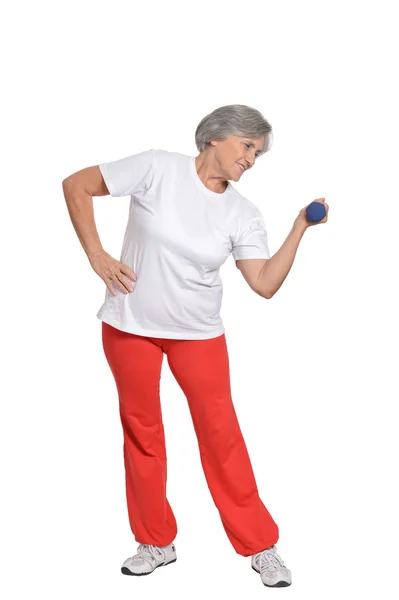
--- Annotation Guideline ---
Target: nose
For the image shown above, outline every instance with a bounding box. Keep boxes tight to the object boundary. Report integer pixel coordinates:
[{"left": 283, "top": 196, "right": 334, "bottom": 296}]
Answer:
[
  {"left": 244, "top": 151, "right": 256, "bottom": 169},
  {"left": 245, "top": 157, "right": 254, "bottom": 169}
]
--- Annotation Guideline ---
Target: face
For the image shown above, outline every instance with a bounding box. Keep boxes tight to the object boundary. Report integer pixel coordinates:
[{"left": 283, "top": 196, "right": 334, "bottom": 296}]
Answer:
[{"left": 210, "top": 135, "right": 265, "bottom": 181}]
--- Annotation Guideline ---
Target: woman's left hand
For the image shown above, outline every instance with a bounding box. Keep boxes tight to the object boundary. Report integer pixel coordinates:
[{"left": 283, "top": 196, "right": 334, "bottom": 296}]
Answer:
[{"left": 295, "top": 197, "right": 329, "bottom": 229}]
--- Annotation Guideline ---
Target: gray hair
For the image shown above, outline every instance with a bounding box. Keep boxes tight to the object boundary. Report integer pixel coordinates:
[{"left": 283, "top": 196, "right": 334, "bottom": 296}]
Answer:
[{"left": 195, "top": 104, "right": 273, "bottom": 156}]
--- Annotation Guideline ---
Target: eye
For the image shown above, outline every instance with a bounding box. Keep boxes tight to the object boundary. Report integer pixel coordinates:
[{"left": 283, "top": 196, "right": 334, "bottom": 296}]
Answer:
[{"left": 244, "top": 142, "right": 260, "bottom": 158}]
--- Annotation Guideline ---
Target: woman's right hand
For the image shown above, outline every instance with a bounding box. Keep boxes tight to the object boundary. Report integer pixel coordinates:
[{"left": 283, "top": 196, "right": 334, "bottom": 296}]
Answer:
[{"left": 88, "top": 250, "right": 137, "bottom": 296}]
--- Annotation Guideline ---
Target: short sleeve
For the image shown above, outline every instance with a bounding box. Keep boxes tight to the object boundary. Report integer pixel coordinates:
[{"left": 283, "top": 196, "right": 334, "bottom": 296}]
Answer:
[
  {"left": 231, "top": 208, "right": 271, "bottom": 260},
  {"left": 98, "top": 149, "right": 154, "bottom": 197}
]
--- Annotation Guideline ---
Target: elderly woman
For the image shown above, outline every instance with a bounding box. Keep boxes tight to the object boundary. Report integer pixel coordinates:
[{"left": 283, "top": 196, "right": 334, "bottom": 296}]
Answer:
[{"left": 62, "top": 104, "right": 328, "bottom": 588}]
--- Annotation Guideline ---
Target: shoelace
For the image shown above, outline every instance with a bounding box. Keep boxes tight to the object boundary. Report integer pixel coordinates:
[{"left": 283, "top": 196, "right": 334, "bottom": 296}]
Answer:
[
  {"left": 259, "top": 546, "right": 287, "bottom": 574},
  {"left": 136, "top": 544, "right": 164, "bottom": 567}
]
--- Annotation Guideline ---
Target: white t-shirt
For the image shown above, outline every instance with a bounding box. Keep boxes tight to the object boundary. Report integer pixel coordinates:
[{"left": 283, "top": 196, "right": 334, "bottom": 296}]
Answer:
[{"left": 97, "top": 149, "right": 270, "bottom": 339}]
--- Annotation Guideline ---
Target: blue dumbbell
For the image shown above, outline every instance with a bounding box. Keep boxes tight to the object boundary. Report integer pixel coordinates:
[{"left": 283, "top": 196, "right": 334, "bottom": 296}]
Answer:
[{"left": 306, "top": 201, "right": 327, "bottom": 223}]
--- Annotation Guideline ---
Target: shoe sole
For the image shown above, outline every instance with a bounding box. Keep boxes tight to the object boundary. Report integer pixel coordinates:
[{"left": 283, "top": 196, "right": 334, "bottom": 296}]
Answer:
[
  {"left": 121, "top": 558, "right": 177, "bottom": 576},
  {"left": 251, "top": 565, "right": 291, "bottom": 587}
]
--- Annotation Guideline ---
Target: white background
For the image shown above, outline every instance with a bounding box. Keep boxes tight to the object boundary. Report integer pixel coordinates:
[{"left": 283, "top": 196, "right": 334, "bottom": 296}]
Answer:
[{"left": 1, "top": 1, "right": 398, "bottom": 598}]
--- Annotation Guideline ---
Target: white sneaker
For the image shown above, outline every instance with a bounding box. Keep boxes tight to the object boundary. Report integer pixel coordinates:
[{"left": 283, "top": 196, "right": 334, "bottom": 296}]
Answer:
[
  {"left": 121, "top": 542, "right": 177, "bottom": 576},
  {"left": 251, "top": 545, "right": 292, "bottom": 587}
]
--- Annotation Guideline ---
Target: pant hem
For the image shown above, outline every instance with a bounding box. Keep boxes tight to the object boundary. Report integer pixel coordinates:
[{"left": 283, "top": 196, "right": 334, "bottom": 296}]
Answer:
[{"left": 240, "top": 540, "right": 279, "bottom": 558}]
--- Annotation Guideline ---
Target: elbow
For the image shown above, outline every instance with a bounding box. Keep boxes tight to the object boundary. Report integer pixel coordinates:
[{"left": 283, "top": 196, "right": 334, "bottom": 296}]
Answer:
[
  {"left": 62, "top": 176, "right": 73, "bottom": 188},
  {"left": 255, "top": 262, "right": 274, "bottom": 299},
  {"left": 256, "top": 286, "right": 274, "bottom": 300}
]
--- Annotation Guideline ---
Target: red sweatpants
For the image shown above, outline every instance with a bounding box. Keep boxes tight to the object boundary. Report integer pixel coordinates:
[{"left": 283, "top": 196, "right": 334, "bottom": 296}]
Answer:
[{"left": 101, "top": 322, "right": 279, "bottom": 557}]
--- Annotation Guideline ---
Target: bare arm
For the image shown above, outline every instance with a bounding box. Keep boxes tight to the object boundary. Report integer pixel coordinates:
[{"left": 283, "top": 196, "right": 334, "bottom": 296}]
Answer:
[
  {"left": 62, "top": 166, "right": 109, "bottom": 260},
  {"left": 236, "top": 222, "right": 307, "bottom": 299},
  {"left": 237, "top": 199, "right": 329, "bottom": 299},
  {"left": 256, "top": 220, "right": 307, "bottom": 298},
  {"left": 62, "top": 166, "right": 136, "bottom": 295}
]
